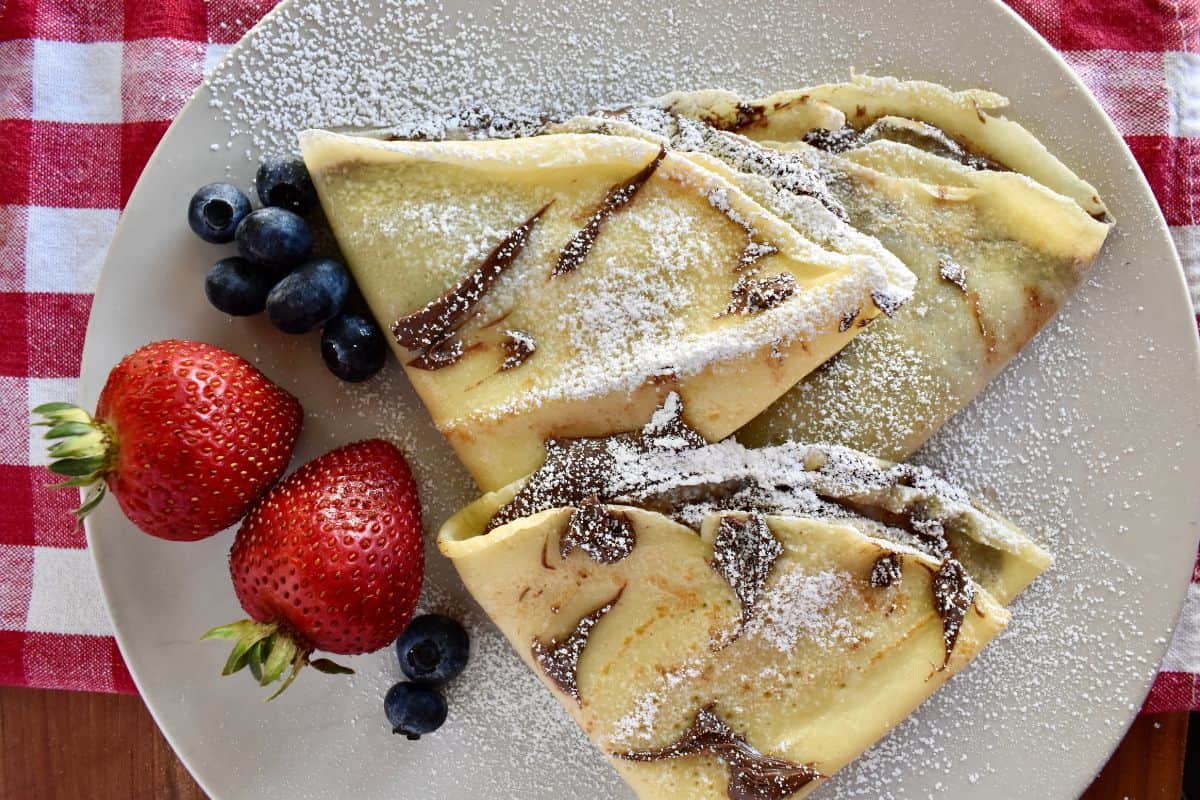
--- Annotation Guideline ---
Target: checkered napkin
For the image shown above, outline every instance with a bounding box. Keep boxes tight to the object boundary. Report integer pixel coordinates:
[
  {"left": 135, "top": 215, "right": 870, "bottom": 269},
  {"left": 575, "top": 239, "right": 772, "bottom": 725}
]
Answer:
[{"left": 0, "top": 0, "right": 1196, "bottom": 711}]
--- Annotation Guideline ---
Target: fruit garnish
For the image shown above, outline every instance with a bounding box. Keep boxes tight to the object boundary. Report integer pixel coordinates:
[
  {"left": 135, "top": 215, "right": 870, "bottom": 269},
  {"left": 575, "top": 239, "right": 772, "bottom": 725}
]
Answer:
[
  {"left": 384, "top": 682, "right": 447, "bottom": 740},
  {"left": 204, "top": 439, "right": 424, "bottom": 698},
  {"left": 205, "top": 256, "right": 279, "bottom": 316},
  {"left": 396, "top": 614, "right": 469, "bottom": 685},
  {"left": 321, "top": 312, "right": 387, "bottom": 382},
  {"left": 265, "top": 258, "right": 351, "bottom": 334},
  {"left": 235, "top": 206, "right": 313, "bottom": 270},
  {"left": 32, "top": 340, "right": 302, "bottom": 540},
  {"left": 256, "top": 156, "right": 318, "bottom": 214},
  {"left": 188, "top": 183, "right": 252, "bottom": 244}
]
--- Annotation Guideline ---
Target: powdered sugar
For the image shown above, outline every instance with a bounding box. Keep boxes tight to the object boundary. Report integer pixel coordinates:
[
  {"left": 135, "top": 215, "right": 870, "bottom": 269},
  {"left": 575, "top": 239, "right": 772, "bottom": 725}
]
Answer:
[
  {"left": 196, "top": 1, "right": 1191, "bottom": 798},
  {"left": 743, "top": 570, "right": 857, "bottom": 653}
]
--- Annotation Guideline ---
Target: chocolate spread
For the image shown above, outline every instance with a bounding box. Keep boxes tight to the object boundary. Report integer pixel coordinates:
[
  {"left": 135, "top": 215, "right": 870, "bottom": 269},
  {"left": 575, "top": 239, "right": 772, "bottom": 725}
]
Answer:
[
  {"left": 803, "top": 120, "right": 1008, "bottom": 172},
  {"left": 500, "top": 329, "right": 536, "bottom": 371},
  {"left": 723, "top": 273, "right": 797, "bottom": 316},
  {"left": 392, "top": 201, "right": 550, "bottom": 369},
  {"left": 613, "top": 704, "right": 821, "bottom": 800},
  {"left": 932, "top": 558, "right": 975, "bottom": 666},
  {"left": 736, "top": 241, "right": 780, "bottom": 272},
  {"left": 869, "top": 553, "right": 902, "bottom": 588},
  {"left": 838, "top": 307, "right": 860, "bottom": 332},
  {"left": 560, "top": 497, "right": 636, "bottom": 564},
  {"left": 869, "top": 289, "right": 904, "bottom": 318},
  {"left": 710, "top": 515, "right": 783, "bottom": 625},
  {"left": 531, "top": 587, "right": 624, "bottom": 703},
  {"left": 408, "top": 335, "right": 464, "bottom": 370},
  {"left": 486, "top": 396, "right": 704, "bottom": 532},
  {"left": 554, "top": 147, "right": 667, "bottom": 276}
]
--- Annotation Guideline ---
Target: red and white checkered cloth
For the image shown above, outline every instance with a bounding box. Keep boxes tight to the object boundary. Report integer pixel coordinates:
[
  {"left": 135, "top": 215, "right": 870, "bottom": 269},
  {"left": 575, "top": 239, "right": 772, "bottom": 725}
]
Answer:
[{"left": 0, "top": 0, "right": 1197, "bottom": 711}]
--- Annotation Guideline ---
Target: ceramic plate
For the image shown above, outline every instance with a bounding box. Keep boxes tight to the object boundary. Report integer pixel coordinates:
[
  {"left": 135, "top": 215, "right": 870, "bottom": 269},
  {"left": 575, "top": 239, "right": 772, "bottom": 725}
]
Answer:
[{"left": 80, "top": 0, "right": 1200, "bottom": 797}]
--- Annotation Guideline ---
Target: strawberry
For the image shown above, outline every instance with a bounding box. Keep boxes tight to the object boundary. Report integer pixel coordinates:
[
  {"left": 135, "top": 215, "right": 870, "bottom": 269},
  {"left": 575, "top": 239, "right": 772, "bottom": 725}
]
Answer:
[
  {"left": 33, "top": 340, "right": 302, "bottom": 541},
  {"left": 203, "top": 440, "right": 424, "bottom": 697}
]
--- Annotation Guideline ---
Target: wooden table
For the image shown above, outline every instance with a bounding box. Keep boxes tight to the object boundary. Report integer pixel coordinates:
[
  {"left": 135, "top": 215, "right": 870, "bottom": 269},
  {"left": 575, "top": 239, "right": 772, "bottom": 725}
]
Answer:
[{"left": 0, "top": 687, "right": 1187, "bottom": 798}]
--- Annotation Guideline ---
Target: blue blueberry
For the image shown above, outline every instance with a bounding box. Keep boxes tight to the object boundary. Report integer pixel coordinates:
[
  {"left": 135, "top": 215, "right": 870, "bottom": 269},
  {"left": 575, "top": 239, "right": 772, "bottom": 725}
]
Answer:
[
  {"left": 256, "top": 156, "right": 318, "bottom": 214},
  {"left": 265, "top": 258, "right": 351, "bottom": 334},
  {"left": 235, "top": 207, "right": 313, "bottom": 270},
  {"left": 321, "top": 312, "right": 388, "bottom": 382},
  {"left": 396, "top": 614, "right": 469, "bottom": 685},
  {"left": 204, "top": 257, "right": 277, "bottom": 316},
  {"left": 187, "top": 183, "right": 251, "bottom": 244},
  {"left": 384, "top": 682, "right": 447, "bottom": 740}
]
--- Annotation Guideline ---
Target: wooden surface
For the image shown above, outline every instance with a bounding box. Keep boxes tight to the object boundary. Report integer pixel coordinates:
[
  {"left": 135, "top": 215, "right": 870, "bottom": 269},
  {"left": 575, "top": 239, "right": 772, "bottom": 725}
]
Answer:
[{"left": 0, "top": 686, "right": 1188, "bottom": 799}]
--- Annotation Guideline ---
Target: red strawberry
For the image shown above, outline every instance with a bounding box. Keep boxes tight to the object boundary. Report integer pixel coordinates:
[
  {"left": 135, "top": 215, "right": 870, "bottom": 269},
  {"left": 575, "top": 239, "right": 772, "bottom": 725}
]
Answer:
[
  {"left": 203, "top": 440, "right": 424, "bottom": 697},
  {"left": 33, "top": 340, "right": 302, "bottom": 541}
]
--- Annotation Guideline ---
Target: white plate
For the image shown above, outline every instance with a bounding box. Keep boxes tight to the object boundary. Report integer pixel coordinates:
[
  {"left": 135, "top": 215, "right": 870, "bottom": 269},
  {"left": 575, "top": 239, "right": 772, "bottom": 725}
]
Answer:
[{"left": 81, "top": 0, "right": 1200, "bottom": 798}]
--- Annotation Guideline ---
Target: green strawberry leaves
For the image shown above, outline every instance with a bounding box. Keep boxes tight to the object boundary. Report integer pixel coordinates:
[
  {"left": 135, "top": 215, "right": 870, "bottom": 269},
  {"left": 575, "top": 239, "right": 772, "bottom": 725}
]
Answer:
[
  {"left": 31, "top": 403, "right": 115, "bottom": 523},
  {"left": 202, "top": 619, "right": 355, "bottom": 700}
]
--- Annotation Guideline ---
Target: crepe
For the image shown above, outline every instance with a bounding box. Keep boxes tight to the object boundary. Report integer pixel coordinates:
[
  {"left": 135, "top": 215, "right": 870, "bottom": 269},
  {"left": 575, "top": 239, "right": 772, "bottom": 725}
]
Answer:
[
  {"left": 547, "top": 75, "right": 1112, "bottom": 461},
  {"left": 439, "top": 397, "right": 1032, "bottom": 800},
  {"left": 300, "top": 130, "right": 914, "bottom": 490}
]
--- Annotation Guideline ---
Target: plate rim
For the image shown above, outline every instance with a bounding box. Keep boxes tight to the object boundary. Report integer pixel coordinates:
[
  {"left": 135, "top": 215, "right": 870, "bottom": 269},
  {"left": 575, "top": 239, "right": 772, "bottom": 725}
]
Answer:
[{"left": 78, "top": 0, "right": 1200, "bottom": 797}]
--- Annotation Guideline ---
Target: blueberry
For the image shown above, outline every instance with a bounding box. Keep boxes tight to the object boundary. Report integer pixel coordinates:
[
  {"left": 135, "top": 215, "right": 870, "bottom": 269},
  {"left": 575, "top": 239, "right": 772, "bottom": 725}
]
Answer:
[
  {"left": 321, "top": 312, "right": 388, "bottom": 382},
  {"left": 188, "top": 182, "right": 251, "bottom": 244},
  {"left": 235, "top": 207, "right": 313, "bottom": 270},
  {"left": 265, "top": 258, "right": 351, "bottom": 334},
  {"left": 256, "top": 156, "right": 318, "bottom": 214},
  {"left": 204, "top": 257, "right": 277, "bottom": 316},
  {"left": 396, "top": 614, "right": 470, "bottom": 685},
  {"left": 384, "top": 682, "right": 447, "bottom": 740}
]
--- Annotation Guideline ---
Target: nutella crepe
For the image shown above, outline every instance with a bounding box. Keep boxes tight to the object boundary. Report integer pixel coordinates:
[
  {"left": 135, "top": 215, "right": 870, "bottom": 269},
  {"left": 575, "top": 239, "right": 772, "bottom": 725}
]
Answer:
[
  {"left": 547, "top": 75, "right": 1112, "bottom": 460},
  {"left": 439, "top": 397, "right": 1038, "bottom": 800},
  {"left": 300, "top": 130, "right": 914, "bottom": 490}
]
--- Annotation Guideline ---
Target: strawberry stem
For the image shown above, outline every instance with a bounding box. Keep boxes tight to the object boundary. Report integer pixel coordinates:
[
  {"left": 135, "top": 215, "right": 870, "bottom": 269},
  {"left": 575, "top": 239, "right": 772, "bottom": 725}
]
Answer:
[
  {"left": 31, "top": 403, "right": 116, "bottom": 522},
  {"left": 202, "top": 619, "right": 354, "bottom": 700}
]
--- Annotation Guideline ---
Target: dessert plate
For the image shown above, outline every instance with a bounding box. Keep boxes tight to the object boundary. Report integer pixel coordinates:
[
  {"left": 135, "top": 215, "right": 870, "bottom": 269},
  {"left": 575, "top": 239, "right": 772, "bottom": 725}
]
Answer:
[{"left": 79, "top": 0, "right": 1200, "bottom": 798}]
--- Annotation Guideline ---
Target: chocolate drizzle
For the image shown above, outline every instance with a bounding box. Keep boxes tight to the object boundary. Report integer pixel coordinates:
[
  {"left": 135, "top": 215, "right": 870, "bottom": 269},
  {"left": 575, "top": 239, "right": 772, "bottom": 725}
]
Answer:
[
  {"left": 723, "top": 273, "right": 797, "bottom": 316},
  {"left": 931, "top": 558, "right": 975, "bottom": 666},
  {"left": 486, "top": 394, "right": 704, "bottom": 532},
  {"left": 408, "top": 335, "right": 464, "bottom": 370},
  {"left": 623, "top": 477, "right": 754, "bottom": 520},
  {"left": 803, "top": 119, "right": 1008, "bottom": 172},
  {"left": 554, "top": 147, "right": 667, "bottom": 276},
  {"left": 869, "top": 553, "right": 902, "bottom": 588},
  {"left": 560, "top": 497, "right": 636, "bottom": 564},
  {"left": 736, "top": 241, "right": 780, "bottom": 272},
  {"left": 392, "top": 202, "right": 550, "bottom": 369},
  {"left": 531, "top": 587, "right": 624, "bottom": 703},
  {"left": 710, "top": 515, "right": 783, "bottom": 625},
  {"left": 801, "top": 126, "right": 860, "bottom": 154},
  {"left": 938, "top": 257, "right": 968, "bottom": 292},
  {"left": 869, "top": 289, "right": 904, "bottom": 318},
  {"left": 613, "top": 704, "right": 821, "bottom": 800},
  {"left": 500, "top": 329, "right": 537, "bottom": 370}
]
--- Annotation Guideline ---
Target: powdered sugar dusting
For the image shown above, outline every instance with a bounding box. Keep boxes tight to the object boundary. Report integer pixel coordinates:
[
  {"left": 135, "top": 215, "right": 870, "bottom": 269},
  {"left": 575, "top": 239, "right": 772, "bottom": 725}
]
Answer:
[
  {"left": 743, "top": 569, "right": 857, "bottom": 653},
  {"left": 195, "top": 1, "right": 1194, "bottom": 798}
]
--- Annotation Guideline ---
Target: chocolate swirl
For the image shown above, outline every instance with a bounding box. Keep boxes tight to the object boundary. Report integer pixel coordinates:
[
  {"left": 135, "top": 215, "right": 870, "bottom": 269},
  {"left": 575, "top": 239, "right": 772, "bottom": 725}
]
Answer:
[
  {"left": 614, "top": 704, "right": 821, "bottom": 800},
  {"left": 392, "top": 202, "right": 550, "bottom": 369},
  {"left": 554, "top": 147, "right": 666, "bottom": 276},
  {"left": 531, "top": 587, "right": 624, "bottom": 703}
]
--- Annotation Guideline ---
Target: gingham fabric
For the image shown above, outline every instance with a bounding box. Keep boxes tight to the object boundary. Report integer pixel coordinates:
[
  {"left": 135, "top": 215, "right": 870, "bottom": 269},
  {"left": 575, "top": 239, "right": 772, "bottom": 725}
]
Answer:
[{"left": 0, "top": 0, "right": 1196, "bottom": 711}]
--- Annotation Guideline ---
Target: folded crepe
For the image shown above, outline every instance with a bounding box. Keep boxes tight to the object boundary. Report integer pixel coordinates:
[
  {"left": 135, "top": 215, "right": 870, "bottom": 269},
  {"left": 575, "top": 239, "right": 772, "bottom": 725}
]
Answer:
[
  {"left": 300, "top": 130, "right": 914, "bottom": 489},
  {"left": 439, "top": 396, "right": 1044, "bottom": 800},
  {"left": 546, "top": 75, "right": 1112, "bottom": 460}
]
